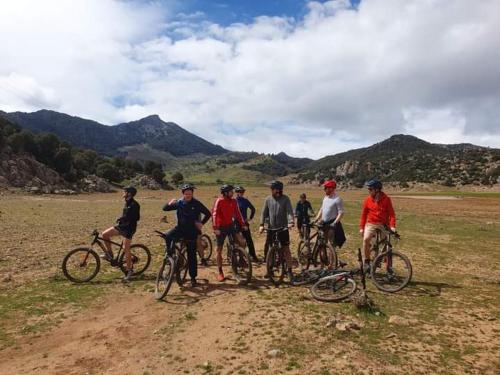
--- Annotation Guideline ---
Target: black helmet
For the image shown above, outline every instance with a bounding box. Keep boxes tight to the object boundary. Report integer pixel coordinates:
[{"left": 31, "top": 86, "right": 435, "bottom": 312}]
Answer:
[
  {"left": 270, "top": 180, "right": 284, "bottom": 190},
  {"left": 123, "top": 186, "right": 137, "bottom": 196},
  {"left": 220, "top": 184, "right": 234, "bottom": 193},
  {"left": 365, "top": 179, "right": 382, "bottom": 190},
  {"left": 181, "top": 183, "right": 195, "bottom": 193},
  {"left": 235, "top": 186, "right": 245, "bottom": 193}
]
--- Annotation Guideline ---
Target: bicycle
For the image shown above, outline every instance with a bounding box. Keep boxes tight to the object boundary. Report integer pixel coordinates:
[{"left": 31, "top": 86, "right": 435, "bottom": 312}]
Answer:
[
  {"left": 224, "top": 230, "right": 252, "bottom": 284},
  {"left": 369, "top": 228, "right": 412, "bottom": 292},
  {"left": 296, "top": 222, "right": 338, "bottom": 271},
  {"left": 62, "top": 229, "right": 151, "bottom": 283},
  {"left": 265, "top": 227, "right": 293, "bottom": 286},
  {"left": 198, "top": 233, "right": 213, "bottom": 264}
]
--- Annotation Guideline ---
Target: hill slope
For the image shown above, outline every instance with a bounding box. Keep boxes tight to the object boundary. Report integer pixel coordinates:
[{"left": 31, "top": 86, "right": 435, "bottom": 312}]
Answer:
[
  {"left": 0, "top": 110, "right": 227, "bottom": 157},
  {"left": 295, "top": 135, "right": 500, "bottom": 187}
]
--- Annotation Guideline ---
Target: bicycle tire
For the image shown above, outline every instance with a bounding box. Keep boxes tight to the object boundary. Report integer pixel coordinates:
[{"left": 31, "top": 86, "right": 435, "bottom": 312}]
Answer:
[
  {"left": 370, "top": 250, "right": 412, "bottom": 293},
  {"left": 266, "top": 246, "right": 286, "bottom": 286},
  {"left": 326, "top": 243, "right": 339, "bottom": 269},
  {"left": 199, "top": 234, "right": 213, "bottom": 262},
  {"left": 290, "top": 269, "right": 322, "bottom": 286},
  {"left": 154, "top": 256, "right": 175, "bottom": 300},
  {"left": 62, "top": 247, "right": 101, "bottom": 283},
  {"left": 230, "top": 246, "right": 252, "bottom": 285},
  {"left": 118, "top": 244, "right": 152, "bottom": 276},
  {"left": 297, "top": 240, "right": 311, "bottom": 270},
  {"left": 176, "top": 244, "right": 189, "bottom": 286},
  {"left": 310, "top": 274, "right": 357, "bottom": 302}
]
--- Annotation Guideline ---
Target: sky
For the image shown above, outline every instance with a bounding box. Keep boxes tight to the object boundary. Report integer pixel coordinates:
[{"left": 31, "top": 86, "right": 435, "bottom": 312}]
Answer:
[{"left": 0, "top": 0, "right": 499, "bottom": 158}]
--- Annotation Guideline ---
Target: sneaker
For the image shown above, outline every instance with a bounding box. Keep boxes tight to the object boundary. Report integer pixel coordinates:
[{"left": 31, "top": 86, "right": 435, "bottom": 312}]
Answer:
[
  {"left": 217, "top": 273, "right": 225, "bottom": 282},
  {"left": 100, "top": 252, "right": 113, "bottom": 262},
  {"left": 200, "top": 259, "right": 208, "bottom": 266},
  {"left": 122, "top": 269, "right": 133, "bottom": 283},
  {"left": 191, "top": 278, "right": 198, "bottom": 287}
]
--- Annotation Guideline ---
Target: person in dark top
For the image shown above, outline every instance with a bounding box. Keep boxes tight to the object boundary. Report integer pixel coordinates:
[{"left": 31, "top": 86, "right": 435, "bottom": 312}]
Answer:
[
  {"left": 102, "top": 186, "right": 140, "bottom": 282},
  {"left": 295, "top": 193, "right": 314, "bottom": 239},
  {"left": 163, "top": 183, "right": 211, "bottom": 287},
  {"left": 235, "top": 186, "right": 259, "bottom": 262}
]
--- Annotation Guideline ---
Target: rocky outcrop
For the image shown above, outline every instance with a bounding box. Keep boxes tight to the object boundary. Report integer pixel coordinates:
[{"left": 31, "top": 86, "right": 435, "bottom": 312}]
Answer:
[
  {"left": 78, "top": 175, "right": 115, "bottom": 193},
  {"left": 130, "top": 174, "right": 174, "bottom": 190}
]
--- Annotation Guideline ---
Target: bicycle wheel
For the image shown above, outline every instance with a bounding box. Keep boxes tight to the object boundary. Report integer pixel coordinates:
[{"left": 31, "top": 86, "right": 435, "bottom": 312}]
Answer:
[
  {"left": 62, "top": 247, "right": 100, "bottom": 283},
  {"left": 230, "top": 246, "right": 252, "bottom": 285},
  {"left": 175, "top": 244, "right": 189, "bottom": 286},
  {"left": 199, "top": 234, "right": 213, "bottom": 262},
  {"left": 326, "top": 243, "right": 339, "bottom": 269},
  {"left": 154, "top": 255, "right": 175, "bottom": 300},
  {"left": 119, "top": 244, "right": 152, "bottom": 276},
  {"left": 266, "top": 246, "right": 286, "bottom": 286},
  {"left": 297, "top": 240, "right": 311, "bottom": 270},
  {"left": 290, "top": 269, "right": 322, "bottom": 286},
  {"left": 310, "top": 274, "right": 357, "bottom": 302},
  {"left": 371, "top": 250, "right": 412, "bottom": 292}
]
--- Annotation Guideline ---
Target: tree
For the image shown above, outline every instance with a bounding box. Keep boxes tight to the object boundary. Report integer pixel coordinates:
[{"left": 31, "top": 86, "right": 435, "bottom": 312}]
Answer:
[
  {"left": 96, "top": 162, "right": 122, "bottom": 182},
  {"left": 8, "top": 130, "right": 36, "bottom": 153},
  {"left": 144, "top": 160, "right": 162, "bottom": 175},
  {"left": 35, "top": 133, "right": 60, "bottom": 164},
  {"left": 171, "top": 172, "right": 184, "bottom": 185},
  {"left": 151, "top": 168, "right": 166, "bottom": 184},
  {"left": 53, "top": 147, "right": 73, "bottom": 174}
]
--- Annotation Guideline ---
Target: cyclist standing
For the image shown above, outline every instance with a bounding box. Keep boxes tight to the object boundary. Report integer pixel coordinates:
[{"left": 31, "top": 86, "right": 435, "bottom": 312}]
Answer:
[
  {"left": 259, "top": 181, "right": 294, "bottom": 278},
  {"left": 359, "top": 179, "right": 396, "bottom": 272},
  {"left": 162, "top": 184, "right": 211, "bottom": 287},
  {"left": 295, "top": 193, "right": 314, "bottom": 239},
  {"left": 212, "top": 184, "right": 247, "bottom": 282},
  {"left": 235, "top": 186, "right": 259, "bottom": 263},
  {"left": 101, "top": 186, "right": 140, "bottom": 282},
  {"left": 314, "top": 180, "right": 346, "bottom": 267}
]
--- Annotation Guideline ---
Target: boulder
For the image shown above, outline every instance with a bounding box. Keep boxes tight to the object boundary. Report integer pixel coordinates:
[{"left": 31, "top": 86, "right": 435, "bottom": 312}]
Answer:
[{"left": 78, "top": 175, "right": 115, "bottom": 193}]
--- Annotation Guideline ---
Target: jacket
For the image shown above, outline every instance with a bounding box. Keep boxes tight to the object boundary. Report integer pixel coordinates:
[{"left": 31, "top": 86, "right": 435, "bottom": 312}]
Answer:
[
  {"left": 359, "top": 192, "right": 396, "bottom": 229},
  {"left": 212, "top": 196, "right": 245, "bottom": 230}
]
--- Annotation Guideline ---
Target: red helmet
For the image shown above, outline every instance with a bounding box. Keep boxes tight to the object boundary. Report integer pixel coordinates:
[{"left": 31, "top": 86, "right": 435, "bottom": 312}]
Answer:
[{"left": 323, "top": 180, "right": 337, "bottom": 189}]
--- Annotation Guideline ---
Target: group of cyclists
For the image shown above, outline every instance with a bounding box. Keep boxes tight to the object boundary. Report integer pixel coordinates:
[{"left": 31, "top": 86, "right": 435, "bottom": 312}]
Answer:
[{"left": 102, "top": 178, "right": 396, "bottom": 285}]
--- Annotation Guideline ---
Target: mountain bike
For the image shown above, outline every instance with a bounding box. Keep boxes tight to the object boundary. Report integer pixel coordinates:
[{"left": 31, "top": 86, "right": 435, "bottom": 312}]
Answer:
[
  {"left": 198, "top": 233, "right": 213, "bottom": 264},
  {"left": 369, "top": 228, "right": 412, "bottom": 292},
  {"left": 265, "top": 227, "right": 293, "bottom": 286},
  {"left": 296, "top": 222, "right": 338, "bottom": 270},
  {"left": 225, "top": 231, "right": 252, "bottom": 284},
  {"left": 154, "top": 230, "right": 190, "bottom": 300},
  {"left": 62, "top": 229, "right": 151, "bottom": 283}
]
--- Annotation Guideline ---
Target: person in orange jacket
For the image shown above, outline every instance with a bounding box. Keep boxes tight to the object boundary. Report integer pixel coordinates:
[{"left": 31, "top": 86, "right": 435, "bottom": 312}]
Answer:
[{"left": 359, "top": 179, "right": 396, "bottom": 271}]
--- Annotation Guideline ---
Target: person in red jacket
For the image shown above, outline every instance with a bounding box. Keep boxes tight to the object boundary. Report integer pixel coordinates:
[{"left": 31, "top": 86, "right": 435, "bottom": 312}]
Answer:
[
  {"left": 359, "top": 179, "right": 396, "bottom": 270},
  {"left": 212, "top": 184, "right": 247, "bottom": 281}
]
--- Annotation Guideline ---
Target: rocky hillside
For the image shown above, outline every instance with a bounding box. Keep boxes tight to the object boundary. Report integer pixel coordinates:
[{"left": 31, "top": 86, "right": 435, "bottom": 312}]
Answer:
[
  {"left": 294, "top": 135, "right": 500, "bottom": 187},
  {"left": 0, "top": 110, "right": 227, "bottom": 157}
]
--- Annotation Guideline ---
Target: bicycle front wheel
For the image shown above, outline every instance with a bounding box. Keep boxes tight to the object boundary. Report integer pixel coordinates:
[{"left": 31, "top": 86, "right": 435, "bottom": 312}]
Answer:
[
  {"left": 155, "top": 256, "right": 175, "bottom": 300},
  {"left": 297, "top": 240, "right": 311, "bottom": 270},
  {"left": 199, "top": 234, "right": 213, "bottom": 262},
  {"left": 371, "top": 250, "right": 412, "bottom": 293},
  {"left": 310, "top": 274, "right": 357, "bottom": 302},
  {"left": 230, "top": 246, "right": 252, "bottom": 285},
  {"left": 119, "top": 244, "right": 151, "bottom": 276},
  {"left": 62, "top": 247, "right": 100, "bottom": 283},
  {"left": 175, "top": 244, "right": 189, "bottom": 286},
  {"left": 266, "top": 246, "right": 286, "bottom": 286}
]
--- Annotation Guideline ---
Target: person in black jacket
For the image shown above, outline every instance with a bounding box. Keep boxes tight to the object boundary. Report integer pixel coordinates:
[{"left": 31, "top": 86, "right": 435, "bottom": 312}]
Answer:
[
  {"left": 163, "top": 184, "right": 211, "bottom": 286},
  {"left": 235, "top": 186, "right": 259, "bottom": 262},
  {"left": 295, "top": 193, "right": 314, "bottom": 239},
  {"left": 102, "top": 186, "right": 140, "bottom": 282}
]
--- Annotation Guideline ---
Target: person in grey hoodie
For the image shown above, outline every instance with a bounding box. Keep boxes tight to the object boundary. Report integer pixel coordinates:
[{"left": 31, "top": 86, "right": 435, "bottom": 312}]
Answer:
[{"left": 259, "top": 180, "right": 294, "bottom": 277}]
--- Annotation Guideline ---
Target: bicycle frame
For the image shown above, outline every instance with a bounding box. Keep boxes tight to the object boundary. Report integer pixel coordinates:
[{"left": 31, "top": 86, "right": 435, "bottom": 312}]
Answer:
[{"left": 91, "top": 231, "right": 124, "bottom": 263}]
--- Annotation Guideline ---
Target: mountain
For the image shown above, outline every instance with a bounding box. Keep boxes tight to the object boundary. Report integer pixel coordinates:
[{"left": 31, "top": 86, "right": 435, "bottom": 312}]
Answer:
[
  {"left": 0, "top": 110, "right": 227, "bottom": 157},
  {"left": 294, "top": 134, "right": 500, "bottom": 187}
]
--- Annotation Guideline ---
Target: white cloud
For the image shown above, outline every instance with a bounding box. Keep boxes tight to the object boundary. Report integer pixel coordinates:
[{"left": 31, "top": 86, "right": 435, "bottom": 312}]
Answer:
[{"left": 1, "top": 0, "right": 500, "bottom": 158}]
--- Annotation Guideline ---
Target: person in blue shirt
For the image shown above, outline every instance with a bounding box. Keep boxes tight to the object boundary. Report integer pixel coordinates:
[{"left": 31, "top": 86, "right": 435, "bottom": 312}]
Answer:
[
  {"left": 295, "top": 193, "right": 314, "bottom": 239},
  {"left": 235, "top": 186, "right": 259, "bottom": 262},
  {"left": 162, "top": 184, "right": 211, "bottom": 286}
]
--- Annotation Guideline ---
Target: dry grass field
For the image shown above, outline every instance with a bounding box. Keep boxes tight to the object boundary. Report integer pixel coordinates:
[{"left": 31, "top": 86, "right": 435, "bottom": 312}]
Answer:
[{"left": 0, "top": 187, "right": 499, "bottom": 374}]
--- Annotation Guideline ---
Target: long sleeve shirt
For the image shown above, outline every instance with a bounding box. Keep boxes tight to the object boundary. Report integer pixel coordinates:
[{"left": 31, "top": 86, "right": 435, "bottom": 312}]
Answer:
[
  {"left": 236, "top": 196, "right": 256, "bottom": 222},
  {"left": 212, "top": 196, "right": 245, "bottom": 230},
  {"left": 260, "top": 195, "right": 294, "bottom": 229},
  {"left": 117, "top": 198, "right": 140, "bottom": 227},
  {"left": 295, "top": 200, "right": 314, "bottom": 220},
  {"left": 163, "top": 198, "right": 211, "bottom": 231},
  {"left": 359, "top": 192, "right": 396, "bottom": 229}
]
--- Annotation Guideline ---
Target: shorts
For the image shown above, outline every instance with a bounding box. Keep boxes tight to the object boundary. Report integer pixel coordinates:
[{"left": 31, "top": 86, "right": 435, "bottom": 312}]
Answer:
[
  {"left": 114, "top": 224, "right": 136, "bottom": 240},
  {"left": 216, "top": 226, "right": 237, "bottom": 247},
  {"left": 266, "top": 229, "right": 290, "bottom": 247},
  {"left": 363, "top": 223, "right": 387, "bottom": 241}
]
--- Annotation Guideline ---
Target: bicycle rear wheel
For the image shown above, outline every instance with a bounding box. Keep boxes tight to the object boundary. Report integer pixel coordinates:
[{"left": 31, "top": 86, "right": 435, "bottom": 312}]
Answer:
[
  {"left": 297, "top": 240, "right": 311, "bottom": 270},
  {"left": 310, "top": 274, "right": 357, "bottom": 302},
  {"left": 199, "top": 234, "right": 213, "bottom": 262},
  {"left": 175, "top": 244, "right": 189, "bottom": 286},
  {"left": 371, "top": 250, "right": 412, "bottom": 292},
  {"left": 119, "top": 244, "right": 151, "bottom": 276},
  {"left": 62, "top": 247, "right": 101, "bottom": 283},
  {"left": 155, "top": 256, "right": 175, "bottom": 300},
  {"left": 230, "top": 246, "right": 252, "bottom": 285},
  {"left": 266, "top": 246, "right": 286, "bottom": 286}
]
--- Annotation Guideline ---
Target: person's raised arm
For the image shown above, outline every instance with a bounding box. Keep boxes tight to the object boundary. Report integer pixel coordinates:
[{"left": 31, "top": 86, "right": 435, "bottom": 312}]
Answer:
[{"left": 162, "top": 198, "right": 179, "bottom": 211}]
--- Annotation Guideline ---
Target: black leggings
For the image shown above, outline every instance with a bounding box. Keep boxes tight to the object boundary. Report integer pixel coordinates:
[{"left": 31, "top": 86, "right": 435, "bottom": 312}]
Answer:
[
  {"left": 164, "top": 227, "right": 198, "bottom": 280},
  {"left": 242, "top": 228, "right": 257, "bottom": 259}
]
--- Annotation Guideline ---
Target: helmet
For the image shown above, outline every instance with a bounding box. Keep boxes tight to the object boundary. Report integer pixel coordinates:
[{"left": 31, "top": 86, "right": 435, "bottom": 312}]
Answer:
[
  {"left": 270, "top": 180, "right": 284, "bottom": 190},
  {"left": 220, "top": 184, "right": 234, "bottom": 193},
  {"left": 323, "top": 180, "right": 337, "bottom": 189},
  {"left": 123, "top": 186, "right": 137, "bottom": 196},
  {"left": 181, "top": 183, "right": 195, "bottom": 193},
  {"left": 365, "top": 179, "right": 383, "bottom": 190},
  {"left": 235, "top": 186, "right": 245, "bottom": 193}
]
